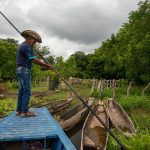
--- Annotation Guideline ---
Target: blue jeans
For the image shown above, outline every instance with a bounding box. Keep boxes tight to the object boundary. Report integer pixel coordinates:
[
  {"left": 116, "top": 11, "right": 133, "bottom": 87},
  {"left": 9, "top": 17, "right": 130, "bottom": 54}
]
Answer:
[{"left": 16, "top": 66, "right": 31, "bottom": 113}]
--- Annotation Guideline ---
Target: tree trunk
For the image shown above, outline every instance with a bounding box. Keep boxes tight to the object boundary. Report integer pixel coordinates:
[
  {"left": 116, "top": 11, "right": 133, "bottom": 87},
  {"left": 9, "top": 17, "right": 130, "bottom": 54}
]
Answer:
[{"left": 49, "top": 80, "right": 56, "bottom": 90}]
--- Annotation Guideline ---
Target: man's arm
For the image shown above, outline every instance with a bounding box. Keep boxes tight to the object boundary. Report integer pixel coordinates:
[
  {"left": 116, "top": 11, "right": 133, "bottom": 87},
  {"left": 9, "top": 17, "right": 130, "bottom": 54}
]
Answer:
[{"left": 33, "top": 58, "right": 54, "bottom": 70}]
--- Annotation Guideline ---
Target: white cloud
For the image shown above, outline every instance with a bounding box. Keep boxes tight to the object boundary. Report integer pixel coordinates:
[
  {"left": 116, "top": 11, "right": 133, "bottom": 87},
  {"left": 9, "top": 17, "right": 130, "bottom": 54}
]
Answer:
[{"left": 0, "top": 0, "right": 140, "bottom": 58}]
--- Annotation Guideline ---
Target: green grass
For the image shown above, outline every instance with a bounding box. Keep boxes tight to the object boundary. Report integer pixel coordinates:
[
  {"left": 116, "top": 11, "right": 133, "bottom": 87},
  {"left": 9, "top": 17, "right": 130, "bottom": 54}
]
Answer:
[
  {"left": 118, "top": 95, "right": 150, "bottom": 112},
  {"left": 0, "top": 98, "right": 16, "bottom": 116},
  {"left": 131, "top": 109, "right": 150, "bottom": 133},
  {"left": 108, "top": 133, "right": 150, "bottom": 150},
  {"left": 29, "top": 90, "right": 72, "bottom": 106}
]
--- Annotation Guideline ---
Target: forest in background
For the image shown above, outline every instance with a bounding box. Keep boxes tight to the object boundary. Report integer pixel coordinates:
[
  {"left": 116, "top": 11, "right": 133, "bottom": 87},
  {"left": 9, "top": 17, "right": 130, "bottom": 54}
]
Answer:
[{"left": 0, "top": 0, "right": 149, "bottom": 85}]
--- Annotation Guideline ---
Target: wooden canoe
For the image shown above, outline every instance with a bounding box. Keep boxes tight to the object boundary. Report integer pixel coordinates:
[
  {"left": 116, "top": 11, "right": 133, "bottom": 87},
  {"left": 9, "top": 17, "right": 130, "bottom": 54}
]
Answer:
[
  {"left": 35, "top": 96, "right": 72, "bottom": 113},
  {"left": 59, "top": 97, "right": 94, "bottom": 131},
  {"left": 81, "top": 101, "right": 109, "bottom": 150},
  {"left": 108, "top": 98, "right": 136, "bottom": 136}
]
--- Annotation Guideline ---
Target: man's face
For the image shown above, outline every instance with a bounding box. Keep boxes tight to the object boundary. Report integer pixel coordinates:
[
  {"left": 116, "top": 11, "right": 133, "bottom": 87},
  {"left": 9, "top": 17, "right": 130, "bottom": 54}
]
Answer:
[
  {"left": 30, "top": 38, "right": 37, "bottom": 47},
  {"left": 26, "top": 36, "right": 37, "bottom": 47}
]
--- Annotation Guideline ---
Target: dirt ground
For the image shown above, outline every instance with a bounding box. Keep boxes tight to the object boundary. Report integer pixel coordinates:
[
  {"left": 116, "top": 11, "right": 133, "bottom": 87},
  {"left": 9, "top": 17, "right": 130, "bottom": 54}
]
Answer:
[{"left": 0, "top": 90, "right": 55, "bottom": 99}]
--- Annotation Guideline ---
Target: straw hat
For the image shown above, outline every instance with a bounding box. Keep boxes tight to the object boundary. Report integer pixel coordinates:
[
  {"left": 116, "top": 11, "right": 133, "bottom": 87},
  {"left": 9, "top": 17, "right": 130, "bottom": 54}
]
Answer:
[{"left": 21, "top": 30, "right": 42, "bottom": 43}]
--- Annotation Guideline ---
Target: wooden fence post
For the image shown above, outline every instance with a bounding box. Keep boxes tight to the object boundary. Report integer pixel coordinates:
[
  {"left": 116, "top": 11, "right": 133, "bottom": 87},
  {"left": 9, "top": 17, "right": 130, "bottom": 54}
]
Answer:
[
  {"left": 112, "top": 79, "right": 116, "bottom": 98},
  {"left": 97, "top": 80, "right": 101, "bottom": 91},
  {"left": 142, "top": 82, "right": 150, "bottom": 96},
  {"left": 127, "top": 81, "right": 133, "bottom": 97},
  {"left": 90, "top": 78, "right": 96, "bottom": 95}
]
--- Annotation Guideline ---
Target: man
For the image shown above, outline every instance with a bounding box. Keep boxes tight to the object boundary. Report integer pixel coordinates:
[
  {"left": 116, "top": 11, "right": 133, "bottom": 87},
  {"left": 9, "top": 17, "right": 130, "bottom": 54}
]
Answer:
[{"left": 16, "top": 30, "right": 53, "bottom": 117}]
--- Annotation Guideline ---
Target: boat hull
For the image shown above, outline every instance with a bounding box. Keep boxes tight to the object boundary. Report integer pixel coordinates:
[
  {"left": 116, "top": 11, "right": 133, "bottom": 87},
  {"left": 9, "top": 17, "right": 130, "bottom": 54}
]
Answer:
[
  {"left": 59, "top": 98, "right": 94, "bottom": 131},
  {"left": 108, "top": 98, "right": 136, "bottom": 136},
  {"left": 81, "top": 101, "right": 109, "bottom": 150},
  {"left": 35, "top": 97, "right": 72, "bottom": 113}
]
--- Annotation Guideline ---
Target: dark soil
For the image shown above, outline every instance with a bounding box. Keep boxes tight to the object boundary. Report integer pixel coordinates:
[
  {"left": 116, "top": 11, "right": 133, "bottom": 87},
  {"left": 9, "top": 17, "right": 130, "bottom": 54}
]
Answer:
[{"left": 0, "top": 91, "right": 56, "bottom": 99}]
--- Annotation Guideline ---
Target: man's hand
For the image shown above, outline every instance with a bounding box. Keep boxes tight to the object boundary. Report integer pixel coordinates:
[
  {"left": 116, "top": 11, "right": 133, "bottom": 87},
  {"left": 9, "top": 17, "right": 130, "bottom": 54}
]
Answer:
[{"left": 33, "top": 58, "right": 54, "bottom": 70}]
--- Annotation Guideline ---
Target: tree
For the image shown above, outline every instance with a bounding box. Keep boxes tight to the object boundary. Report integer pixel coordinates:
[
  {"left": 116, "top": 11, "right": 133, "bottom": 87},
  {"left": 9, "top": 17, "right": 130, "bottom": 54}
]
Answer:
[
  {"left": 120, "top": 0, "right": 150, "bottom": 83},
  {"left": 87, "top": 0, "right": 150, "bottom": 84},
  {"left": 71, "top": 51, "right": 89, "bottom": 78},
  {"left": 0, "top": 38, "right": 18, "bottom": 81}
]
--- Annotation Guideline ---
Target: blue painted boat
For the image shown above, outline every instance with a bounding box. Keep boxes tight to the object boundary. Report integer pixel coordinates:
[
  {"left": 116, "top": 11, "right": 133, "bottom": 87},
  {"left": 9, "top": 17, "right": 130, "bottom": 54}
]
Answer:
[{"left": 0, "top": 108, "right": 76, "bottom": 150}]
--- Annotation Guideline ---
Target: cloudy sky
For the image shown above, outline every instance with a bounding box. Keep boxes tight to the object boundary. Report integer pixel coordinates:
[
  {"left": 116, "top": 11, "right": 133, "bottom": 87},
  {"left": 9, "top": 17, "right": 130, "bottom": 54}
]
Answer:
[{"left": 0, "top": 0, "right": 140, "bottom": 58}]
